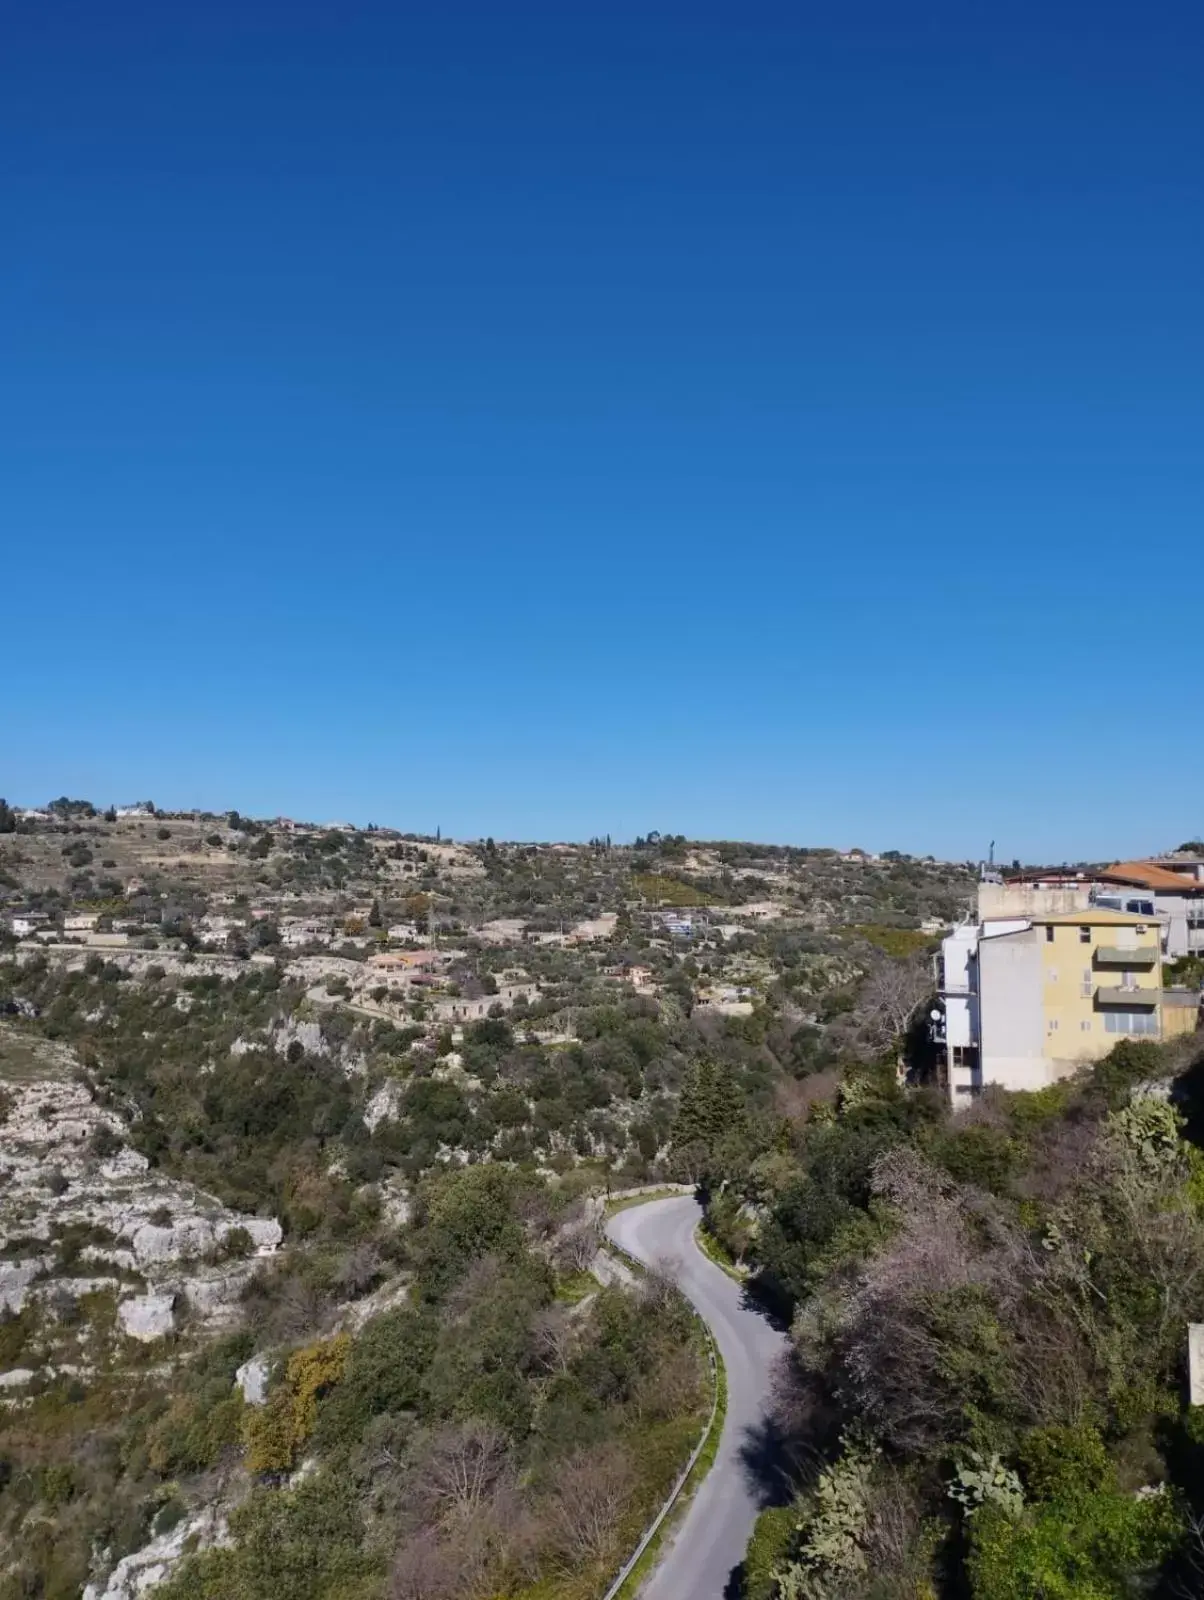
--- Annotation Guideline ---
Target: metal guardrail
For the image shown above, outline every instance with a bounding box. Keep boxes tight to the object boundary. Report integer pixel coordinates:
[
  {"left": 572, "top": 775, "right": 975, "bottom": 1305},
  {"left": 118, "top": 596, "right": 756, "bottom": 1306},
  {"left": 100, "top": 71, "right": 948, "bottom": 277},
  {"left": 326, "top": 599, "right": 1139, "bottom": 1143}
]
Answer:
[{"left": 598, "top": 1232, "right": 722, "bottom": 1600}]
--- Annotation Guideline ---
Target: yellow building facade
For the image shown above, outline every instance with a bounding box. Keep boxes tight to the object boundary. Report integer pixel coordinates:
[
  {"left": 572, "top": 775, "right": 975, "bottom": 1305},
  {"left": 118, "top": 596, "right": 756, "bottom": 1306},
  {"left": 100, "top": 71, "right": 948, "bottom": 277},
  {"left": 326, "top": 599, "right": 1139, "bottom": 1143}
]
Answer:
[
  {"left": 1037, "top": 908, "right": 1163, "bottom": 1065},
  {"left": 970, "top": 907, "right": 1192, "bottom": 1094}
]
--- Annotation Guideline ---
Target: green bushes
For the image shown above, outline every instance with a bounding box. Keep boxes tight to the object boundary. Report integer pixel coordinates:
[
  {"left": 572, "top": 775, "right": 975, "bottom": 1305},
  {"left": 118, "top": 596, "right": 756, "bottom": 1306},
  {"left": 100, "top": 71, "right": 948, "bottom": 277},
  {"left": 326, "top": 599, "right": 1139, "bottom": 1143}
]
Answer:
[
  {"left": 156, "top": 1475, "right": 378, "bottom": 1600},
  {"left": 742, "top": 1505, "right": 797, "bottom": 1600},
  {"left": 159, "top": 1182, "right": 708, "bottom": 1600},
  {"left": 967, "top": 1484, "right": 1180, "bottom": 1600},
  {"left": 313, "top": 1306, "right": 437, "bottom": 1452},
  {"left": 716, "top": 1035, "right": 1204, "bottom": 1600}
]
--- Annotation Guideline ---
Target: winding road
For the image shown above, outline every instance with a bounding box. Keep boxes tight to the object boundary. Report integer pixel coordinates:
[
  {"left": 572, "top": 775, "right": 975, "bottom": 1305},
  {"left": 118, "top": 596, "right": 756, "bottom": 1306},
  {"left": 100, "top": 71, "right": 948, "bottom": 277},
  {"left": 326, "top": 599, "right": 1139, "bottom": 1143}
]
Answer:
[{"left": 605, "top": 1194, "right": 788, "bottom": 1600}]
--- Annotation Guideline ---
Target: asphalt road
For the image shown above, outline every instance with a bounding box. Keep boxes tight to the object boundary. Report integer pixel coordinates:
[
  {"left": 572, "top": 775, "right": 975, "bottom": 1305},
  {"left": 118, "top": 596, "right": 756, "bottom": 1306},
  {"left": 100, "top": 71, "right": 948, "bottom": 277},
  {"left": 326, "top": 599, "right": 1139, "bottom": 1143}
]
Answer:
[{"left": 605, "top": 1194, "right": 788, "bottom": 1600}]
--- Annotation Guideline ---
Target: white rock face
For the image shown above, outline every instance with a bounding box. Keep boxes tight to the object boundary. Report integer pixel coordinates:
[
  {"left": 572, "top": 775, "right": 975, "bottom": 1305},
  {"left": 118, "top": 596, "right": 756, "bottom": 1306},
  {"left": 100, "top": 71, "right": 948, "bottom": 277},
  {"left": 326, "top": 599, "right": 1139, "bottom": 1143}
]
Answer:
[
  {"left": 83, "top": 1504, "right": 230, "bottom": 1600},
  {"left": 271, "top": 1017, "right": 327, "bottom": 1057},
  {"left": 380, "top": 1182, "right": 412, "bottom": 1228},
  {"left": 177, "top": 1263, "right": 256, "bottom": 1319},
  {"left": 0, "top": 1259, "right": 50, "bottom": 1314},
  {"left": 238, "top": 1218, "right": 283, "bottom": 1253},
  {"left": 118, "top": 1294, "right": 175, "bottom": 1341},
  {"left": 0, "top": 1367, "right": 36, "bottom": 1389},
  {"left": 235, "top": 1353, "right": 271, "bottom": 1405},
  {"left": 100, "top": 1149, "right": 151, "bottom": 1181},
  {"left": 363, "top": 1081, "right": 402, "bottom": 1131},
  {"left": 0, "top": 1070, "right": 282, "bottom": 1339}
]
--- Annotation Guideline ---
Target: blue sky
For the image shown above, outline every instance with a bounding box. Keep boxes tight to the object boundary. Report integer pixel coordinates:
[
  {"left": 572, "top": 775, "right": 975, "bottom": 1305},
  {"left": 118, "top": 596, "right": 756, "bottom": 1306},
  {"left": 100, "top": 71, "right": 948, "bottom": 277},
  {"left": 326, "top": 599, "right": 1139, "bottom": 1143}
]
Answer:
[{"left": 4, "top": 2, "right": 1201, "bottom": 860}]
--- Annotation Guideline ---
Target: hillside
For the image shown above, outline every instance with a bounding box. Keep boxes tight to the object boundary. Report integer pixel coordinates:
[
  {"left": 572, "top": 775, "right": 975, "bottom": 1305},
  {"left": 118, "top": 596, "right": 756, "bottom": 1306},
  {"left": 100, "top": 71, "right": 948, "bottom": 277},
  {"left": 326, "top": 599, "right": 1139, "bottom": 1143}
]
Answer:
[{"left": 0, "top": 799, "right": 1023, "bottom": 1599}]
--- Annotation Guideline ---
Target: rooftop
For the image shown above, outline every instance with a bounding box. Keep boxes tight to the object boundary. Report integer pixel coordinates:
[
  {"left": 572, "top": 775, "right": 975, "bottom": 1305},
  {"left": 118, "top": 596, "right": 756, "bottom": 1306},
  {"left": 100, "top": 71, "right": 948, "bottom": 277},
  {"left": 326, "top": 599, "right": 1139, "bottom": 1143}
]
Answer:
[{"left": 1100, "top": 861, "right": 1204, "bottom": 893}]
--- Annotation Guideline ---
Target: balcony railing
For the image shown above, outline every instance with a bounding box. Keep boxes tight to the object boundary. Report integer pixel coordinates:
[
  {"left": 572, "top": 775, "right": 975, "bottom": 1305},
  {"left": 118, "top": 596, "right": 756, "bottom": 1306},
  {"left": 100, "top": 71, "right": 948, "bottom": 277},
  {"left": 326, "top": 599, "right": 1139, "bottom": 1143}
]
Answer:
[
  {"left": 1096, "top": 986, "right": 1159, "bottom": 1007},
  {"left": 1094, "top": 946, "right": 1158, "bottom": 967}
]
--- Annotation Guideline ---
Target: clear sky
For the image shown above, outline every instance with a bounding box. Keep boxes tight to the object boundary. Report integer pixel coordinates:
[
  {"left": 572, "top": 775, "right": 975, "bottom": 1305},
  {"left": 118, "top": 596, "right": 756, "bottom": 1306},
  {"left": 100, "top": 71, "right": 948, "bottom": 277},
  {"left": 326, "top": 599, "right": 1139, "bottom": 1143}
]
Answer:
[{"left": 4, "top": 2, "right": 1201, "bottom": 861}]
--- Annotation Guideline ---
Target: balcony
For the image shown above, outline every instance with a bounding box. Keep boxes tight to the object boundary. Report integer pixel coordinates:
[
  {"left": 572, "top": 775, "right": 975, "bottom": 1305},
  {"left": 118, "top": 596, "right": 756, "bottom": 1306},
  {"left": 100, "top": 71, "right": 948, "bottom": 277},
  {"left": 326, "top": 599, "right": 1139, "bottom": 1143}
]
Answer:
[
  {"left": 1095, "top": 986, "right": 1159, "bottom": 1008},
  {"left": 1094, "top": 946, "right": 1158, "bottom": 968}
]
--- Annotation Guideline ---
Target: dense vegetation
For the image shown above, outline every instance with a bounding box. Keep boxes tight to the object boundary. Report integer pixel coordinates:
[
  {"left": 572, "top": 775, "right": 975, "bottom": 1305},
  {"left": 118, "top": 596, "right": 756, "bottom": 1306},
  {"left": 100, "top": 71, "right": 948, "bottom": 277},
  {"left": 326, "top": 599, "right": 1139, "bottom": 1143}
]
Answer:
[
  {"left": 700, "top": 1035, "right": 1204, "bottom": 1600},
  {"left": 1, "top": 1166, "right": 708, "bottom": 1600}
]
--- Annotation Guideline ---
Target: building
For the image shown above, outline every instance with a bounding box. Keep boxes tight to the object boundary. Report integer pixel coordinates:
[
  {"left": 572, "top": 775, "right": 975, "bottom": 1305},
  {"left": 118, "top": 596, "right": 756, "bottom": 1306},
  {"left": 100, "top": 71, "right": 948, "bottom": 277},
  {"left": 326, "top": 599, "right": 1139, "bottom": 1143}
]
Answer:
[
  {"left": 279, "top": 919, "right": 332, "bottom": 949},
  {"left": 1092, "top": 862, "right": 1204, "bottom": 961},
  {"left": 985, "top": 863, "right": 1204, "bottom": 960},
  {"left": 1149, "top": 851, "right": 1204, "bottom": 885},
  {"left": 936, "top": 907, "right": 1200, "bottom": 1103},
  {"left": 607, "top": 963, "right": 652, "bottom": 988},
  {"left": 368, "top": 949, "right": 440, "bottom": 973},
  {"left": 63, "top": 914, "right": 99, "bottom": 934}
]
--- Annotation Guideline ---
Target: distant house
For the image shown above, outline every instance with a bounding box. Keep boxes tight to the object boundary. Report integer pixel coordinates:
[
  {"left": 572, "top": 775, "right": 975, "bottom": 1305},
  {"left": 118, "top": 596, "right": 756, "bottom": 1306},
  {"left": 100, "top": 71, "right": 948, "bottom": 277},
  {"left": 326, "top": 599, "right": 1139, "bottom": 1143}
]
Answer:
[
  {"left": 368, "top": 949, "right": 440, "bottom": 973},
  {"left": 63, "top": 914, "right": 99, "bottom": 934},
  {"left": 115, "top": 803, "right": 155, "bottom": 819},
  {"left": 280, "top": 919, "right": 331, "bottom": 949},
  {"left": 9, "top": 914, "right": 44, "bottom": 938}
]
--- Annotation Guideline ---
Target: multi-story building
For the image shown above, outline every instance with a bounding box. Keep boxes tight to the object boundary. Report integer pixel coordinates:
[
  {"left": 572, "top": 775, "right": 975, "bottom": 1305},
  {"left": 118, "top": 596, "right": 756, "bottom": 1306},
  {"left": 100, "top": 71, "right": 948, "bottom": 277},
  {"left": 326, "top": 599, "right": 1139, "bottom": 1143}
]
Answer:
[
  {"left": 980, "top": 862, "right": 1204, "bottom": 960},
  {"left": 1091, "top": 861, "right": 1204, "bottom": 961},
  {"left": 936, "top": 907, "right": 1200, "bottom": 1103}
]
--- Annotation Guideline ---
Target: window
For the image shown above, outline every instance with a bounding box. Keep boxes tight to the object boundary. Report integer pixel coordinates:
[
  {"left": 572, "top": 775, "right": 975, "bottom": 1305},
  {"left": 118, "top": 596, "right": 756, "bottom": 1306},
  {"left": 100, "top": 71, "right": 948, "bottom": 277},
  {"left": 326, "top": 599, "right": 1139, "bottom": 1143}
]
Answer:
[
  {"left": 1048, "top": 1018, "right": 1059, "bottom": 1032},
  {"left": 1104, "top": 1010, "right": 1158, "bottom": 1036},
  {"left": 1081, "top": 1019, "right": 1091, "bottom": 1031},
  {"left": 1045, "top": 925, "right": 1055, "bottom": 943},
  {"left": 1079, "top": 926, "right": 1091, "bottom": 943}
]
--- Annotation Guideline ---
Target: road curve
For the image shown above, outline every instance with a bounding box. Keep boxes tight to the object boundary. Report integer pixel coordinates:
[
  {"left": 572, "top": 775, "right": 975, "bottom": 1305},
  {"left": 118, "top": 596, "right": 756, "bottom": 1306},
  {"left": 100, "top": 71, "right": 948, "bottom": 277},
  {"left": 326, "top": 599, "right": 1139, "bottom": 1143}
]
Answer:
[{"left": 606, "top": 1194, "right": 788, "bottom": 1600}]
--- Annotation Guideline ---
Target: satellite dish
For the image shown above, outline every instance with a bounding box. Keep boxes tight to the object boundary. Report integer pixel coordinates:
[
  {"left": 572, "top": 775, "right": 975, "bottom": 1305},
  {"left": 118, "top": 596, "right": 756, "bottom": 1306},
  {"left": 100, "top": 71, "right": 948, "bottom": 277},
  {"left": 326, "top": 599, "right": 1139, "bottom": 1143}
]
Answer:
[{"left": 929, "top": 1008, "right": 942, "bottom": 1021}]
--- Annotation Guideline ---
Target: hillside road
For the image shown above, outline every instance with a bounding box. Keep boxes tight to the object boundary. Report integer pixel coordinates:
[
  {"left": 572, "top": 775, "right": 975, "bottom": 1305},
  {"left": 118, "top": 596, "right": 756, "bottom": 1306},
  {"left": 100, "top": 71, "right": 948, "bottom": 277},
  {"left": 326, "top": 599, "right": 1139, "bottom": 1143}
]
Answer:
[{"left": 605, "top": 1194, "right": 788, "bottom": 1600}]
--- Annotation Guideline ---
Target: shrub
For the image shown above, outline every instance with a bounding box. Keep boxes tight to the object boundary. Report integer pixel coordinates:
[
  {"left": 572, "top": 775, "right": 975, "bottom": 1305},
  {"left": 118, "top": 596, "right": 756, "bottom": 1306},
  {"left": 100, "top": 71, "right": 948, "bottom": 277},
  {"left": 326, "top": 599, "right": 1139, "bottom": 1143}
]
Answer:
[
  {"left": 244, "top": 1333, "right": 350, "bottom": 1474},
  {"left": 743, "top": 1504, "right": 797, "bottom": 1599},
  {"left": 1018, "top": 1425, "right": 1110, "bottom": 1503},
  {"left": 967, "top": 1486, "right": 1181, "bottom": 1600}
]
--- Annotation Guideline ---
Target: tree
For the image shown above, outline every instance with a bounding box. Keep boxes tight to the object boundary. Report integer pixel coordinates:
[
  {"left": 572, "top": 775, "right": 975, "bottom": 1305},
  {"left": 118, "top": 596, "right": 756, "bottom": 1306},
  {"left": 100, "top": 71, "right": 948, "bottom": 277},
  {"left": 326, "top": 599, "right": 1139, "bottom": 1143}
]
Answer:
[
  {"left": 412, "top": 1420, "right": 509, "bottom": 1524},
  {"left": 670, "top": 1058, "right": 746, "bottom": 1178},
  {"left": 544, "top": 1442, "right": 634, "bottom": 1570},
  {"left": 48, "top": 796, "right": 96, "bottom": 818},
  {"left": 853, "top": 954, "right": 933, "bottom": 1063}
]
